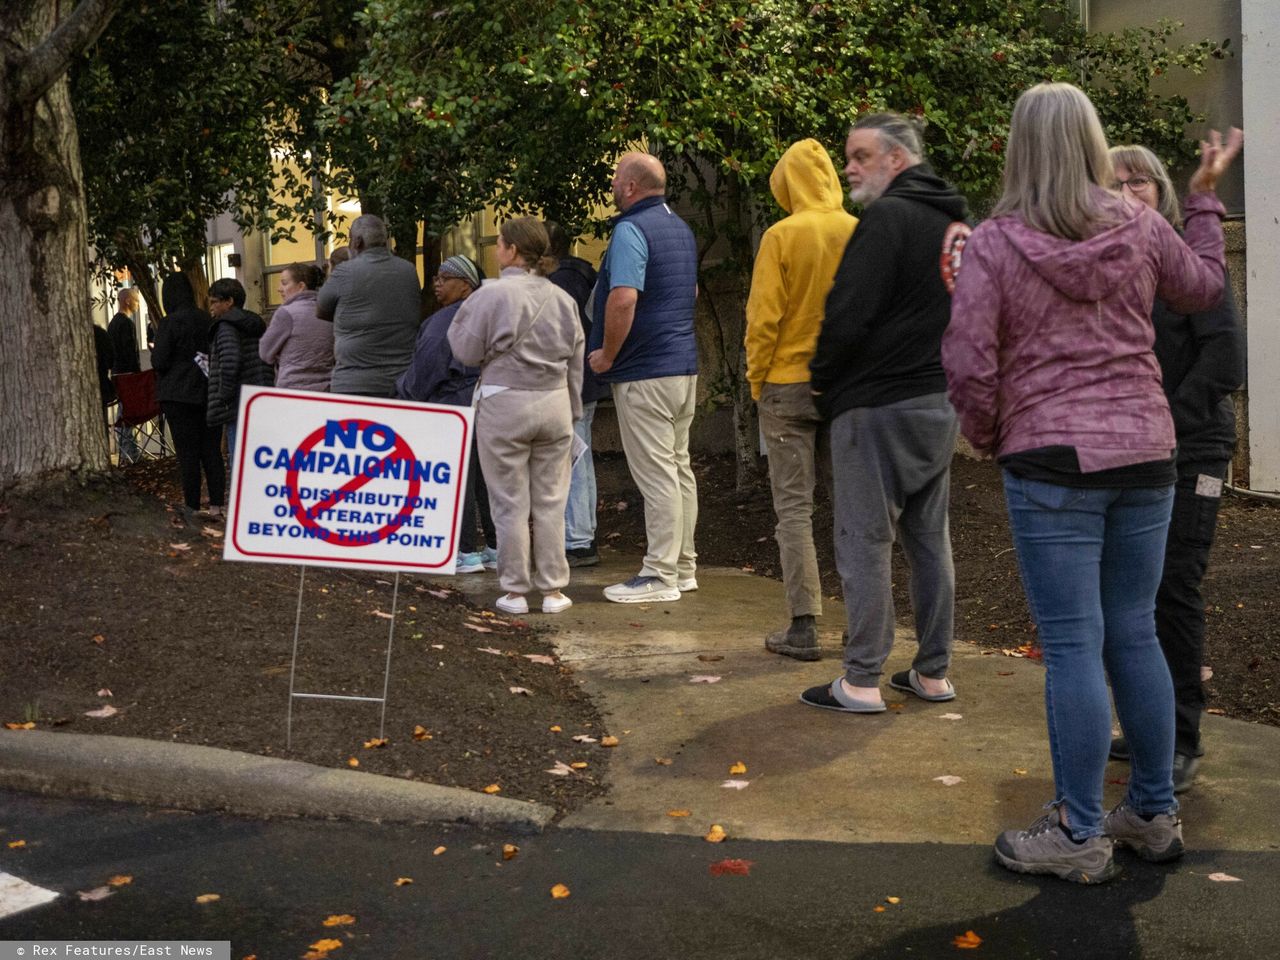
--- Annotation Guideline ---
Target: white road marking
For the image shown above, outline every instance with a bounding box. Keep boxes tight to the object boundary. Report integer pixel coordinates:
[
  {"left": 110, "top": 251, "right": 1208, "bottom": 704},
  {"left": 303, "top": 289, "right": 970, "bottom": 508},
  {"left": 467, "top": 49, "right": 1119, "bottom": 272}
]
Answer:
[{"left": 0, "top": 869, "right": 58, "bottom": 919}]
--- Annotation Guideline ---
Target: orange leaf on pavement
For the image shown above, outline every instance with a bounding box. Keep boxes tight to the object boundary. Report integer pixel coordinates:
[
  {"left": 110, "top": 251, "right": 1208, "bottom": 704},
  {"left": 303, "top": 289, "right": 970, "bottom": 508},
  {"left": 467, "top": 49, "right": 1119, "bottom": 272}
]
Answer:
[
  {"left": 953, "top": 930, "right": 983, "bottom": 949},
  {"left": 549, "top": 725, "right": 562, "bottom": 732},
  {"left": 394, "top": 877, "right": 413, "bottom": 886},
  {"left": 873, "top": 906, "right": 886, "bottom": 913},
  {"left": 704, "top": 824, "right": 727, "bottom": 843},
  {"left": 600, "top": 736, "right": 620, "bottom": 747},
  {"left": 363, "top": 738, "right": 388, "bottom": 749},
  {"left": 347, "top": 757, "right": 359, "bottom": 768},
  {"left": 108, "top": 875, "right": 132, "bottom": 886},
  {"left": 666, "top": 809, "right": 692, "bottom": 818},
  {"left": 708, "top": 858, "right": 753, "bottom": 876},
  {"left": 4, "top": 722, "right": 35, "bottom": 730},
  {"left": 7, "top": 840, "right": 26, "bottom": 849},
  {"left": 482, "top": 783, "right": 501, "bottom": 794},
  {"left": 433, "top": 846, "right": 447, "bottom": 856},
  {"left": 194, "top": 893, "right": 221, "bottom": 904},
  {"left": 502, "top": 844, "right": 519, "bottom": 861},
  {"left": 570, "top": 762, "right": 588, "bottom": 770},
  {"left": 550, "top": 883, "right": 571, "bottom": 899},
  {"left": 412, "top": 726, "right": 432, "bottom": 741},
  {"left": 728, "top": 761, "right": 747, "bottom": 775},
  {"left": 322, "top": 914, "right": 355, "bottom": 927},
  {"left": 654, "top": 757, "right": 673, "bottom": 765},
  {"left": 308, "top": 940, "right": 343, "bottom": 953},
  {"left": 886, "top": 896, "right": 901, "bottom": 904}
]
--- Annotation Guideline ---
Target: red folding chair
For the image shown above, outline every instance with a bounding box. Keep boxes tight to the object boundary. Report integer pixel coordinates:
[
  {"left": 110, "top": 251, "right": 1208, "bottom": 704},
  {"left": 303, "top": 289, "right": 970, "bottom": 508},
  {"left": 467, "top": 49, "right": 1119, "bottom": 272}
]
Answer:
[{"left": 113, "top": 369, "right": 173, "bottom": 462}]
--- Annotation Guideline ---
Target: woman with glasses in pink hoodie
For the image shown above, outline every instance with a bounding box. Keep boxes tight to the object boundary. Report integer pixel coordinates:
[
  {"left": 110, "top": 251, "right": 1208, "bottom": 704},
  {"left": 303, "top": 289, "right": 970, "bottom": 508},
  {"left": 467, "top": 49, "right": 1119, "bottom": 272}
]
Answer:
[{"left": 943, "top": 82, "right": 1241, "bottom": 883}]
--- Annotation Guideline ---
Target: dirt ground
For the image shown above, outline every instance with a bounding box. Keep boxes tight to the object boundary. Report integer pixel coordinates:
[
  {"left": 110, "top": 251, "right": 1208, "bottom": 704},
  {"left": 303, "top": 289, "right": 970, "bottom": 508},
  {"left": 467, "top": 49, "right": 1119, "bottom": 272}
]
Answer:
[
  {"left": 594, "top": 452, "right": 1280, "bottom": 728},
  {"left": 0, "top": 461, "right": 610, "bottom": 816}
]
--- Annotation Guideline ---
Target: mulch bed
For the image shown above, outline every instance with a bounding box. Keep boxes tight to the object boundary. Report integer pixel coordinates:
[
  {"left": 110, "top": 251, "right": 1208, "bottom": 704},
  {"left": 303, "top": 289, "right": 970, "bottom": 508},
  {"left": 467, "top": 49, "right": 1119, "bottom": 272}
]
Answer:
[
  {"left": 594, "top": 452, "right": 1280, "bottom": 727},
  {"left": 0, "top": 462, "right": 610, "bottom": 816}
]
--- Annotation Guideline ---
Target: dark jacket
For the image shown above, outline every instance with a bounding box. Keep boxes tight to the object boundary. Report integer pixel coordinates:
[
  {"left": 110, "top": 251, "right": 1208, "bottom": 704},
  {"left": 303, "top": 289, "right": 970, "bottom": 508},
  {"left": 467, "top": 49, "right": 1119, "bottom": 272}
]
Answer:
[
  {"left": 811, "top": 163, "right": 969, "bottom": 419},
  {"left": 107, "top": 311, "right": 141, "bottom": 375},
  {"left": 395, "top": 301, "right": 477, "bottom": 407},
  {"left": 549, "top": 256, "right": 606, "bottom": 404},
  {"left": 1153, "top": 274, "right": 1245, "bottom": 469},
  {"left": 207, "top": 306, "right": 274, "bottom": 426},
  {"left": 93, "top": 325, "right": 116, "bottom": 406},
  {"left": 152, "top": 274, "right": 212, "bottom": 407}
]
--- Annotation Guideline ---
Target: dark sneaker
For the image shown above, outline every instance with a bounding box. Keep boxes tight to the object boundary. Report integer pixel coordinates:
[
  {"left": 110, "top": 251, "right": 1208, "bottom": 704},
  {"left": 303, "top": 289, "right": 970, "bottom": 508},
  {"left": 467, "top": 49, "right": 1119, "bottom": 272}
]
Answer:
[
  {"left": 1172, "top": 753, "right": 1201, "bottom": 794},
  {"left": 1110, "top": 737, "right": 1130, "bottom": 761},
  {"left": 1103, "top": 801, "right": 1184, "bottom": 862},
  {"left": 994, "top": 805, "right": 1120, "bottom": 884},
  {"left": 765, "top": 619, "right": 821, "bottom": 662},
  {"left": 566, "top": 546, "right": 599, "bottom": 568}
]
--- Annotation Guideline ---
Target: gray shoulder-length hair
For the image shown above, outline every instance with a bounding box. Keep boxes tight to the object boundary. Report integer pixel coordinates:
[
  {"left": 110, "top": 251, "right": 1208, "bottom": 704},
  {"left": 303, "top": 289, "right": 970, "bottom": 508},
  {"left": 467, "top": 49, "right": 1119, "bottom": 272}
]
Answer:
[
  {"left": 991, "top": 83, "right": 1117, "bottom": 241},
  {"left": 1109, "top": 144, "right": 1181, "bottom": 229}
]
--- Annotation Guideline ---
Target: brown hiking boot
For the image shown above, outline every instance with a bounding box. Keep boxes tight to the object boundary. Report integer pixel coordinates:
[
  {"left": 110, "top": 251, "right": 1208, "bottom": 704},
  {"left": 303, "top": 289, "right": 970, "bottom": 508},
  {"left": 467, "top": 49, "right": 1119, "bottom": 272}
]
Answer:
[{"left": 765, "top": 617, "right": 821, "bottom": 662}]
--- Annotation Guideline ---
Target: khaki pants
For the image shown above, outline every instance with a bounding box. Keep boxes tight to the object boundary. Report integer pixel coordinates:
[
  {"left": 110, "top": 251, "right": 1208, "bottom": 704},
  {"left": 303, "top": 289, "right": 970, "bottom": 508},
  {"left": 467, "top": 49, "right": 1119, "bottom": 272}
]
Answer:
[
  {"left": 612, "top": 375, "right": 698, "bottom": 585},
  {"left": 758, "top": 381, "right": 828, "bottom": 618},
  {"left": 475, "top": 388, "right": 573, "bottom": 595}
]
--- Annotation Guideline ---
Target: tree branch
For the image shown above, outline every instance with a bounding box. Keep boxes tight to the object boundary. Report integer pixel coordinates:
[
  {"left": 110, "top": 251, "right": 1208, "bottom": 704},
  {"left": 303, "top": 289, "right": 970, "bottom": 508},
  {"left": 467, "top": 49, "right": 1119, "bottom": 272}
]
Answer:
[{"left": 16, "top": 0, "right": 122, "bottom": 106}]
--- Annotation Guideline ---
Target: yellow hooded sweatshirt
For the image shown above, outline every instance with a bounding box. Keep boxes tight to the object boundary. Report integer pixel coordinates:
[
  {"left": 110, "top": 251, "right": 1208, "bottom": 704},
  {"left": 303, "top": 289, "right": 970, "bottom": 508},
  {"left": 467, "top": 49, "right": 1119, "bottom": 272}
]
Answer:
[{"left": 745, "top": 139, "right": 857, "bottom": 400}]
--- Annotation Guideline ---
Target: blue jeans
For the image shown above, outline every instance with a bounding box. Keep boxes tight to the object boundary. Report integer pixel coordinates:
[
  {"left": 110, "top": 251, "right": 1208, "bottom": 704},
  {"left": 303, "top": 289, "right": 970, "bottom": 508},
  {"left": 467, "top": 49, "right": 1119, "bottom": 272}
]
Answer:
[
  {"left": 1002, "top": 473, "right": 1177, "bottom": 838},
  {"left": 564, "top": 401, "right": 597, "bottom": 550}
]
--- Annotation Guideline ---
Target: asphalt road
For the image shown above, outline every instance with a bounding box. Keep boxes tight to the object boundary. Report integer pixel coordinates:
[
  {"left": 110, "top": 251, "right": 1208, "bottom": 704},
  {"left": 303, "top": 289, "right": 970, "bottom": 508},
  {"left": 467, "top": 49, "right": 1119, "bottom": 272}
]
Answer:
[{"left": 1, "top": 792, "right": 1276, "bottom": 959}]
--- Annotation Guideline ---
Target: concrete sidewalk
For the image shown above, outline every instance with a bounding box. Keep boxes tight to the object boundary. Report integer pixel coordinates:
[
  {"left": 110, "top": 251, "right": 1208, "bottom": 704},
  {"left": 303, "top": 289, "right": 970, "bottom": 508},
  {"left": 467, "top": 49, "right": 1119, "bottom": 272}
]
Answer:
[{"left": 453, "top": 556, "right": 1280, "bottom": 852}]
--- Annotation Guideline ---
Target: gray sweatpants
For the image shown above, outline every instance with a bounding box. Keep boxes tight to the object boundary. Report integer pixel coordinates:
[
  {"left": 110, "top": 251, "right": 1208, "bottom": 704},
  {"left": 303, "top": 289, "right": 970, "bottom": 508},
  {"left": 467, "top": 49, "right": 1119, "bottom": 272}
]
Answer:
[{"left": 830, "top": 393, "right": 958, "bottom": 687}]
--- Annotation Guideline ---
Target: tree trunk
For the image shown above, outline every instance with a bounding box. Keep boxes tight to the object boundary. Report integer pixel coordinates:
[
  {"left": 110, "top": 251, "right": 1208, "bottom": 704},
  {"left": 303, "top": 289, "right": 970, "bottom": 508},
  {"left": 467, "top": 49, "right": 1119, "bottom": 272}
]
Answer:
[
  {"left": 420, "top": 224, "right": 442, "bottom": 317},
  {"left": 720, "top": 173, "right": 761, "bottom": 492},
  {"left": 1, "top": 2, "right": 117, "bottom": 490}
]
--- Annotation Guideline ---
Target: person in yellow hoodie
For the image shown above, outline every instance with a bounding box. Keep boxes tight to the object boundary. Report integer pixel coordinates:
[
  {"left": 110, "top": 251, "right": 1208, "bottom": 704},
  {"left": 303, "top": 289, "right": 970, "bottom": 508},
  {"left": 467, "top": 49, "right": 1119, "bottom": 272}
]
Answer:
[{"left": 745, "top": 138, "right": 857, "bottom": 661}]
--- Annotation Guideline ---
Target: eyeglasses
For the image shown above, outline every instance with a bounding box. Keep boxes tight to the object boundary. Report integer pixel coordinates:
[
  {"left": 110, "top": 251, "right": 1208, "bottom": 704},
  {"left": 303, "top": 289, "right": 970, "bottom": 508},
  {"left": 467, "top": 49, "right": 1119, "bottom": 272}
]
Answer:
[{"left": 1112, "top": 176, "right": 1154, "bottom": 192}]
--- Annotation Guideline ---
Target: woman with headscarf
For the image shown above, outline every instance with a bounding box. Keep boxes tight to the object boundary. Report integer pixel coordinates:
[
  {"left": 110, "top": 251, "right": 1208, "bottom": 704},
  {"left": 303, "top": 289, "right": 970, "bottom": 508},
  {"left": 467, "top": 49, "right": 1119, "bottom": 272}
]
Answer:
[
  {"left": 943, "top": 82, "right": 1240, "bottom": 883},
  {"left": 1104, "top": 144, "right": 1246, "bottom": 795},
  {"left": 448, "top": 219, "right": 583, "bottom": 615}
]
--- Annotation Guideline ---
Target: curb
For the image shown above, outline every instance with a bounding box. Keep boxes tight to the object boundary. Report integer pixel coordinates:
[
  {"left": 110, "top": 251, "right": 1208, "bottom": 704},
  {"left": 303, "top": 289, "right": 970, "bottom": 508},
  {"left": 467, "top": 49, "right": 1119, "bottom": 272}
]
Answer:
[{"left": 0, "top": 731, "right": 555, "bottom": 833}]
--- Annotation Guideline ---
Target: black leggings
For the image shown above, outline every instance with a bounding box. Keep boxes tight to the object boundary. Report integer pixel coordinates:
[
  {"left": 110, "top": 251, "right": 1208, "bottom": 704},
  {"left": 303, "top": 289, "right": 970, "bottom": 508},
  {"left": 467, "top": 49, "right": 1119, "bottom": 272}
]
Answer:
[
  {"left": 163, "top": 400, "right": 226, "bottom": 509},
  {"left": 459, "top": 438, "right": 496, "bottom": 553}
]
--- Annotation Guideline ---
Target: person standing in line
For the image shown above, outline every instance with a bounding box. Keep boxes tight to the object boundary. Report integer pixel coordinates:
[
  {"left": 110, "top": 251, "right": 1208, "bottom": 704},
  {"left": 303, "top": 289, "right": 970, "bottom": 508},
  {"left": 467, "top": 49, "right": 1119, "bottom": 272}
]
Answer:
[
  {"left": 259, "top": 262, "right": 334, "bottom": 392},
  {"left": 207, "top": 277, "right": 274, "bottom": 469},
  {"left": 449, "top": 218, "right": 583, "bottom": 616},
  {"left": 546, "top": 221, "right": 603, "bottom": 568},
  {"left": 92, "top": 319, "right": 116, "bottom": 441},
  {"left": 397, "top": 254, "right": 498, "bottom": 574},
  {"left": 801, "top": 113, "right": 968, "bottom": 713},
  {"left": 944, "top": 82, "right": 1239, "bottom": 882},
  {"left": 152, "top": 273, "right": 225, "bottom": 521},
  {"left": 588, "top": 153, "right": 700, "bottom": 604},
  {"left": 327, "top": 245, "right": 350, "bottom": 277},
  {"left": 1105, "top": 144, "right": 1247, "bottom": 794},
  {"left": 315, "top": 215, "right": 421, "bottom": 398},
  {"left": 746, "top": 138, "right": 858, "bottom": 662},
  {"left": 108, "top": 287, "right": 142, "bottom": 462}
]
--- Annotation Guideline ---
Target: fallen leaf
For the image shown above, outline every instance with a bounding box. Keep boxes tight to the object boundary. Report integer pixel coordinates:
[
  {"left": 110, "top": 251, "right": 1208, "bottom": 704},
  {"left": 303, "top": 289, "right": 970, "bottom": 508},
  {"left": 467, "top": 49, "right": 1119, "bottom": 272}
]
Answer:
[
  {"left": 91, "top": 634, "right": 106, "bottom": 645},
  {"left": 394, "top": 877, "right": 413, "bottom": 886},
  {"left": 463, "top": 623, "right": 493, "bottom": 633},
  {"left": 1201, "top": 665, "right": 1214, "bottom": 682},
  {"left": 200, "top": 526, "right": 223, "bottom": 538},
  {"left": 546, "top": 761, "right": 574, "bottom": 776},
  {"left": 322, "top": 914, "right": 355, "bottom": 927},
  {"left": 721, "top": 779, "right": 750, "bottom": 790},
  {"left": 1208, "top": 872, "right": 1243, "bottom": 882},
  {"left": 480, "top": 611, "right": 496, "bottom": 618},
  {"left": 363, "top": 738, "right": 388, "bottom": 749},
  {"left": 728, "top": 761, "right": 747, "bottom": 775},
  {"left": 953, "top": 930, "right": 983, "bottom": 950},
  {"left": 7, "top": 840, "right": 26, "bottom": 849},
  {"left": 412, "top": 726, "right": 432, "bottom": 741},
  {"left": 933, "top": 775, "right": 964, "bottom": 787},
  {"left": 107, "top": 875, "right": 132, "bottom": 886},
  {"left": 347, "top": 757, "right": 359, "bottom": 768},
  {"left": 887, "top": 703, "right": 905, "bottom": 712},
  {"left": 371, "top": 609, "right": 394, "bottom": 620},
  {"left": 97, "top": 688, "right": 112, "bottom": 697},
  {"left": 477, "top": 646, "right": 503, "bottom": 655},
  {"left": 654, "top": 757, "right": 674, "bottom": 766},
  {"left": 666, "top": 809, "right": 692, "bottom": 818},
  {"left": 430, "top": 643, "right": 444, "bottom": 650},
  {"left": 572, "top": 735, "right": 597, "bottom": 743},
  {"left": 938, "top": 713, "right": 963, "bottom": 721},
  {"left": 570, "top": 761, "right": 589, "bottom": 770},
  {"left": 308, "top": 940, "right": 342, "bottom": 953},
  {"left": 600, "top": 736, "right": 620, "bottom": 747},
  {"left": 169, "top": 542, "right": 192, "bottom": 551},
  {"left": 433, "top": 846, "right": 447, "bottom": 856},
  {"left": 425, "top": 588, "right": 450, "bottom": 599},
  {"left": 524, "top": 654, "right": 556, "bottom": 665},
  {"left": 550, "top": 883, "right": 571, "bottom": 899},
  {"left": 704, "top": 824, "right": 727, "bottom": 843},
  {"left": 708, "top": 858, "right": 753, "bottom": 876},
  {"left": 508, "top": 686, "right": 533, "bottom": 696},
  {"left": 195, "top": 893, "right": 221, "bottom": 904},
  {"left": 1014, "top": 768, "right": 1028, "bottom": 776},
  {"left": 886, "top": 896, "right": 901, "bottom": 904},
  {"left": 690, "top": 675, "right": 721, "bottom": 684},
  {"left": 1207, "top": 707, "right": 1226, "bottom": 716},
  {"left": 549, "top": 724, "right": 562, "bottom": 732},
  {"left": 85, "top": 705, "right": 118, "bottom": 719},
  {"left": 502, "top": 844, "right": 519, "bottom": 861},
  {"left": 873, "top": 905, "right": 886, "bottom": 913},
  {"left": 697, "top": 654, "right": 724, "bottom": 663},
  {"left": 4, "top": 722, "right": 35, "bottom": 730},
  {"left": 996, "top": 671, "right": 1015, "bottom": 677},
  {"left": 77, "top": 886, "right": 114, "bottom": 902},
  {"left": 482, "top": 784, "right": 501, "bottom": 794}
]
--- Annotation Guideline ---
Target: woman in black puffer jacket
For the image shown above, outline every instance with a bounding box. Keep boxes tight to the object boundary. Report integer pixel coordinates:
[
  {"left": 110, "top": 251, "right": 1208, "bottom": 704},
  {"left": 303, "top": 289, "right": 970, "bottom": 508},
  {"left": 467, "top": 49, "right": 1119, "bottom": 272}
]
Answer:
[{"left": 206, "top": 277, "right": 274, "bottom": 471}]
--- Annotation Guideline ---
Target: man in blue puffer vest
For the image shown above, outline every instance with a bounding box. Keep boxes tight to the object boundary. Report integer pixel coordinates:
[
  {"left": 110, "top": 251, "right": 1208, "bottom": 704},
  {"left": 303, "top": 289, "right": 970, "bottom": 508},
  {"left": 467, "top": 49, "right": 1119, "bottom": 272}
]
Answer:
[{"left": 588, "top": 153, "right": 700, "bottom": 603}]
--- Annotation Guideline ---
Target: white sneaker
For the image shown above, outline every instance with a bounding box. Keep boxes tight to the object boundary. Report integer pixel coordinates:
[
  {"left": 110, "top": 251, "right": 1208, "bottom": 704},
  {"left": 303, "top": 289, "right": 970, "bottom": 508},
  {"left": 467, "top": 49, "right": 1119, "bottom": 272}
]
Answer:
[
  {"left": 495, "top": 594, "right": 528, "bottom": 615},
  {"left": 677, "top": 577, "right": 698, "bottom": 592},
  {"left": 604, "top": 576, "right": 681, "bottom": 604},
  {"left": 542, "top": 593, "right": 573, "bottom": 614}
]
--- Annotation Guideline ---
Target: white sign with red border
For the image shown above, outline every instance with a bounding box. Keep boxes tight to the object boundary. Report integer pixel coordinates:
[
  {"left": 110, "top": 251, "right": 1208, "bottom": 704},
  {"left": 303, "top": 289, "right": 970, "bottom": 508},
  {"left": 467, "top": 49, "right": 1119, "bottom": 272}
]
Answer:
[{"left": 223, "top": 387, "right": 472, "bottom": 573}]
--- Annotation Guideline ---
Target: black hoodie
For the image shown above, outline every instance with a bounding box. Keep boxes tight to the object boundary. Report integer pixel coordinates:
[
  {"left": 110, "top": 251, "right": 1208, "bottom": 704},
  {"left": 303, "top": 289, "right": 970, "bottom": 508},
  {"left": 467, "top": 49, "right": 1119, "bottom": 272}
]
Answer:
[
  {"left": 207, "top": 306, "right": 274, "bottom": 426},
  {"left": 152, "top": 274, "right": 212, "bottom": 406},
  {"left": 810, "top": 163, "right": 969, "bottom": 418}
]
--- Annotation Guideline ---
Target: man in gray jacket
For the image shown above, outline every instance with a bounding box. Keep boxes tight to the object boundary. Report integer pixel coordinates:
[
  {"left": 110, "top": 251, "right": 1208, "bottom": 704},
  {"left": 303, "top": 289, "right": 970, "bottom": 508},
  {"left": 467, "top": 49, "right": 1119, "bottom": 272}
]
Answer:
[{"left": 316, "top": 214, "right": 421, "bottom": 397}]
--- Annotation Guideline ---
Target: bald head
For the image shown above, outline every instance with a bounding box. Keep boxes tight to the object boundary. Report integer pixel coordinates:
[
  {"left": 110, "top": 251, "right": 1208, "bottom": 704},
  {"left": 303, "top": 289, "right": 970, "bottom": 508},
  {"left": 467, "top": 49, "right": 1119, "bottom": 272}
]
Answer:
[{"left": 611, "top": 152, "right": 667, "bottom": 211}]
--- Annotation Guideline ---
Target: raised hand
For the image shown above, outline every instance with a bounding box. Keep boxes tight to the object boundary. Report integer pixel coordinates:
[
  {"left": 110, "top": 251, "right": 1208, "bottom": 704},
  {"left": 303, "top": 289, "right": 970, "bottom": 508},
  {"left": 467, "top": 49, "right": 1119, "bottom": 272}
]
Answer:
[{"left": 1189, "top": 127, "right": 1244, "bottom": 194}]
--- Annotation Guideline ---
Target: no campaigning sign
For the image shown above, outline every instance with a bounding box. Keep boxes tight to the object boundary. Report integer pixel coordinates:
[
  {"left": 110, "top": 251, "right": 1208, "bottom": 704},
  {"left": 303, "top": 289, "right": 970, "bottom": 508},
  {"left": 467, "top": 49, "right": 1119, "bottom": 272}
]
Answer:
[{"left": 224, "top": 387, "right": 473, "bottom": 573}]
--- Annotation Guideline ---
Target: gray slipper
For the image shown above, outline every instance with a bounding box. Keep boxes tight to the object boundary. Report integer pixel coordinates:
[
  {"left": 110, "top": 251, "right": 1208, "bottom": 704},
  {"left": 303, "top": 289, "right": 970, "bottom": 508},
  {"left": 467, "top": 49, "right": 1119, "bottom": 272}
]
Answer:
[
  {"left": 889, "top": 669, "right": 956, "bottom": 702},
  {"left": 800, "top": 680, "right": 886, "bottom": 713}
]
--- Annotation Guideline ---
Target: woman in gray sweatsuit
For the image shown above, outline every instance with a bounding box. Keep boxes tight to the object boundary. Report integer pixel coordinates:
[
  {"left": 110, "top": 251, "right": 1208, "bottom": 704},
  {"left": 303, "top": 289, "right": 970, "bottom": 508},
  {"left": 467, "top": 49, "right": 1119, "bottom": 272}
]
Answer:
[{"left": 448, "top": 217, "right": 584, "bottom": 615}]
